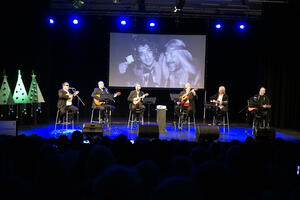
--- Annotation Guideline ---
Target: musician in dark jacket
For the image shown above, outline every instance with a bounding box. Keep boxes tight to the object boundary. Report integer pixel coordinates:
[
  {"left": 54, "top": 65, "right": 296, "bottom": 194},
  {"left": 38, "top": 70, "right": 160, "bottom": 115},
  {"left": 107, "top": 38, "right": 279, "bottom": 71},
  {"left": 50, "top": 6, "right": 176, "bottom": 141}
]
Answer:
[
  {"left": 57, "top": 82, "right": 79, "bottom": 122},
  {"left": 91, "top": 81, "right": 117, "bottom": 120},
  {"left": 127, "top": 84, "right": 145, "bottom": 121},
  {"left": 249, "top": 87, "right": 271, "bottom": 127},
  {"left": 175, "top": 83, "right": 198, "bottom": 123},
  {"left": 209, "top": 86, "right": 229, "bottom": 125}
]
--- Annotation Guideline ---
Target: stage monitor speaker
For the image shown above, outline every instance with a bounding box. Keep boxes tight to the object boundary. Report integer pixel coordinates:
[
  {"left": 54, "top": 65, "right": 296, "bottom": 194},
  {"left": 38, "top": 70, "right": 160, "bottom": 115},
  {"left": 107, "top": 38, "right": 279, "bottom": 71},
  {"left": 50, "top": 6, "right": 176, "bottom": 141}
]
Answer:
[
  {"left": 138, "top": 125, "right": 159, "bottom": 139},
  {"left": 254, "top": 127, "right": 275, "bottom": 141},
  {"left": 82, "top": 123, "right": 103, "bottom": 137},
  {"left": 196, "top": 126, "right": 219, "bottom": 142}
]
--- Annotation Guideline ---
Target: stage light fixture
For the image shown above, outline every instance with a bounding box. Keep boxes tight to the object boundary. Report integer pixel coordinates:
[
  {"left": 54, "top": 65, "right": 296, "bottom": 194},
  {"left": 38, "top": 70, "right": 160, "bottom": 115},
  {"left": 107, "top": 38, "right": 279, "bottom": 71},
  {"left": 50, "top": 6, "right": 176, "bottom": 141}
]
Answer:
[
  {"left": 239, "top": 23, "right": 246, "bottom": 30},
  {"left": 117, "top": 16, "right": 130, "bottom": 28},
  {"left": 149, "top": 22, "right": 155, "bottom": 27},
  {"left": 147, "top": 20, "right": 157, "bottom": 29},
  {"left": 120, "top": 20, "right": 126, "bottom": 25},
  {"left": 215, "top": 23, "right": 222, "bottom": 29},
  {"left": 72, "top": 0, "right": 85, "bottom": 9},
  {"left": 173, "top": 0, "right": 185, "bottom": 13},
  {"left": 73, "top": 18, "right": 79, "bottom": 25},
  {"left": 49, "top": 18, "right": 55, "bottom": 24}
]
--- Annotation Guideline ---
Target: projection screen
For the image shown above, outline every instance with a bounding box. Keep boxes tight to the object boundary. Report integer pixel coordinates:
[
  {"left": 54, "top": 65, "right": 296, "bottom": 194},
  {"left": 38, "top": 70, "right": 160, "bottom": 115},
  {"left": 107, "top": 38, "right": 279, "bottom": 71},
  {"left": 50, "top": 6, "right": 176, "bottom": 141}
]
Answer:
[{"left": 109, "top": 32, "right": 206, "bottom": 89}]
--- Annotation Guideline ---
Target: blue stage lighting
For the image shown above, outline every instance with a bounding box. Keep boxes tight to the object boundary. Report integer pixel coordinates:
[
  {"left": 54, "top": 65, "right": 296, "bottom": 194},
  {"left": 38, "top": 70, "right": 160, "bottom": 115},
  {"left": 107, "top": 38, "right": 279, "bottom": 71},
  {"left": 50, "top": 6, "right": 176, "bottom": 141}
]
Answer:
[
  {"left": 215, "top": 23, "right": 222, "bottom": 29},
  {"left": 239, "top": 23, "right": 246, "bottom": 30},
  {"left": 49, "top": 18, "right": 55, "bottom": 24},
  {"left": 147, "top": 20, "right": 157, "bottom": 29},
  {"left": 73, "top": 19, "right": 79, "bottom": 25},
  {"left": 120, "top": 20, "right": 127, "bottom": 26},
  {"left": 117, "top": 17, "right": 130, "bottom": 29},
  {"left": 149, "top": 22, "right": 155, "bottom": 27}
]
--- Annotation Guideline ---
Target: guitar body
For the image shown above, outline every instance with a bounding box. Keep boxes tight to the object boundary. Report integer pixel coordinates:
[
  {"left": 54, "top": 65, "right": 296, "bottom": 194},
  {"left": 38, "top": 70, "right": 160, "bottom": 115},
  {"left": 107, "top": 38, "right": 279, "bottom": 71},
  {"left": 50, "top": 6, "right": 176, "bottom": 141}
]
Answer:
[
  {"left": 133, "top": 93, "right": 149, "bottom": 106},
  {"left": 248, "top": 105, "right": 271, "bottom": 112},
  {"left": 67, "top": 96, "right": 73, "bottom": 103},
  {"left": 179, "top": 87, "right": 199, "bottom": 105},
  {"left": 93, "top": 92, "right": 121, "bottom": 106},
  {"left": 248, "top": 107, "right": 258, "bottom": 111},
  {"left": 93, "top": 94, "right": 104, "bottom": 106},
  {"left": 67, "top": 91, "right": 79, "bottom": 104}
]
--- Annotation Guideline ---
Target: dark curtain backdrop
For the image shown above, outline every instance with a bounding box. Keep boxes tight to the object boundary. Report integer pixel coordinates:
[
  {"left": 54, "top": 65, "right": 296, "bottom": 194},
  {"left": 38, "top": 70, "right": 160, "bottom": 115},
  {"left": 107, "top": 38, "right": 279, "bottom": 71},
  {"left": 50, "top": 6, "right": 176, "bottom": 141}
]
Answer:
[
  {"left": 262, "top": 0, "right": 300, "bottom": 130},
  {"left": 1, "top": 1, "right": 299, "bottom": 130}
]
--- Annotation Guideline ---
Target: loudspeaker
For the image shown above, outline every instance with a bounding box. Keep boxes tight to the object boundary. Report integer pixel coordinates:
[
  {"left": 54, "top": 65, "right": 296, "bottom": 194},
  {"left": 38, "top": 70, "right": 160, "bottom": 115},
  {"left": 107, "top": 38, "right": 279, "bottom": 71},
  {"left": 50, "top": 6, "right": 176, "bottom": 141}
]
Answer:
[
  {"left": 196, "top": 126, "right": 220, "bottom": 142},
  {"left": 82, "top": 123, "right": 103, "bottom": 137},
  {"left": 0, "top": 121, "right": 17, "bottom": 136},
  {"left": 254, "top": 127, "right": 275, "bottom": 141},
  {"left": 138, "top": 125, "right": 159, "bottom": 139}
]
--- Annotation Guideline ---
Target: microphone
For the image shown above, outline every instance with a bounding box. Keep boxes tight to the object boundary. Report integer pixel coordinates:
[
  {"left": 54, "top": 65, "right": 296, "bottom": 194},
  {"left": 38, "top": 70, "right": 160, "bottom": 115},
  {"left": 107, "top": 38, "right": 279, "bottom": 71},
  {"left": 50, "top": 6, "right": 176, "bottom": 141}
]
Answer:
[{"left": 69, "top": 87, "right": 76, "bottom": 89}]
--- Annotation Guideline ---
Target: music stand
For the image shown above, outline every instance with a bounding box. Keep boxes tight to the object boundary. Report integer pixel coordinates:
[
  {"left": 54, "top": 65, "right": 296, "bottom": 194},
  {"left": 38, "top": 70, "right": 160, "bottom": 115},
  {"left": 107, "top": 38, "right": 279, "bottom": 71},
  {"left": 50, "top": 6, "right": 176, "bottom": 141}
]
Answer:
[
  {"left": 169, "top": 93, "right": 180, "bottom": 103},
  {"left": 169, "top": 93, "right": 180, "bottom": 128},
  {"left": 97, "top": 93, "right": 115, "bottom": 130},
  {"left": 143, "top": 97, "right": 156, "bottom": 123}
]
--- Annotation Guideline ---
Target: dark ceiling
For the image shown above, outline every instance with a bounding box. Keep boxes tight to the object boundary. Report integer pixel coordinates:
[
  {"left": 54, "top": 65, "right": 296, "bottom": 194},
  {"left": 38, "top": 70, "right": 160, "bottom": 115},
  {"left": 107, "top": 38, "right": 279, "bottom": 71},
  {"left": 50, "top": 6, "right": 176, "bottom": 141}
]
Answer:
[{"left": 50, "top": 0, "right": 288, "bottom": 19}]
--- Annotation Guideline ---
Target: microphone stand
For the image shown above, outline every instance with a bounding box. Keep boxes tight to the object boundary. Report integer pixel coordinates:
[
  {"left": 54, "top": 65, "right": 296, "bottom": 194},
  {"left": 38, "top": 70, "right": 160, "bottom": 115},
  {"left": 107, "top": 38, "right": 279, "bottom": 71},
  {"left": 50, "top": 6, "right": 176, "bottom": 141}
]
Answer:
[
  {"left": 238, "top": 105, "right": 248, "bottom": 114},
  {"left": 71, "top": 88, "right": 85, "bottom": 125}
]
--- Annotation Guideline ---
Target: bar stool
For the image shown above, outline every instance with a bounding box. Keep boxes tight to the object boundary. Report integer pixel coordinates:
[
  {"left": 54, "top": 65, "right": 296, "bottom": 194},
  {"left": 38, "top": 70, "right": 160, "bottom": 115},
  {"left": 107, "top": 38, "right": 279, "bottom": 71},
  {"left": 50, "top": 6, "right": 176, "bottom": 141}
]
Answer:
[
  {"left": 213, "top": 110, "right": 230, "bottom": 130},
  {"left": 90, "top": 106, "right": 112, "bottom": 130},
  {"left": 177, "top": 109, "right": 196, "bottom": 130},
  {"left": 55, "top": 109, "right": 74, "bottom": 130},
  {"left": 127, "top": 108, "right": 144, "bottom": 128},
  {"left": 90, "top": 108, "right": 102, "bottom": 124},
  {"left": 251, "top": 114, "right": 268, "bottom": 135}
]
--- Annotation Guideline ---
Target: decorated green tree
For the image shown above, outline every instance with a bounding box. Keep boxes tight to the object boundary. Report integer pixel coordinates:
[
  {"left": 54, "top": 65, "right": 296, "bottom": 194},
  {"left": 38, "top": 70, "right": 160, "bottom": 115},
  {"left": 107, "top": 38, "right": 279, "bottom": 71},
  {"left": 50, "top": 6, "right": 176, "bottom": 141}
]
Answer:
[
  {"left": 0, "top": 71, "right": 14, "bottom": 105},
  {"left": 28, "top": 71, "right": 45, "bottom": 104},
  {"left": 12, "top": 70, "right": 30, "bottom": 118},
  {"left": 0, "top": 70, "right": 14, "bottom": 118},
  {"left": 12, "top": 70, "right": 30, "bottom": 104},
  {"left": 28, "top": 71, "right": 45, "bottom": 118}
]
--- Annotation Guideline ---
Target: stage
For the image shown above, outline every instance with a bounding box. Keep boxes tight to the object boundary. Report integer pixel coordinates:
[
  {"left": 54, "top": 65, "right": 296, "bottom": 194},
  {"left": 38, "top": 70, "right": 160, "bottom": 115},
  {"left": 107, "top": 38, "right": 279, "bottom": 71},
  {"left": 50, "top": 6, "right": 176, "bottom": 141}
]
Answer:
[{"left": 17, "top": 120, "right": 300, "bottom": 143}]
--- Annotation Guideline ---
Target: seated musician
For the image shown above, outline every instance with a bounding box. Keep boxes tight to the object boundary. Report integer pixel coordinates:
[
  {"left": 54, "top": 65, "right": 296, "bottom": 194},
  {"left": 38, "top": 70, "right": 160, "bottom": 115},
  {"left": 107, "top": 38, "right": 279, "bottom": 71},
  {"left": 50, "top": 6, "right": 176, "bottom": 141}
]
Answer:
[
  {"left": 91, "top": 81, "right": 118, "bottom": 121},
  {"left": 57, "top": 82, "right": 79, "bottom": 123},
  {"left": 248, "top": 87, "right": 271, "bottom": 128},
  {"left": 209, "top": 86, "right": 229, "bottom": 125},
  {"left": 127, "top": 84, "right": 147, "bottom": 122},
  {"left": 175, "top": 83, "right": 198, "bottom": 123}
]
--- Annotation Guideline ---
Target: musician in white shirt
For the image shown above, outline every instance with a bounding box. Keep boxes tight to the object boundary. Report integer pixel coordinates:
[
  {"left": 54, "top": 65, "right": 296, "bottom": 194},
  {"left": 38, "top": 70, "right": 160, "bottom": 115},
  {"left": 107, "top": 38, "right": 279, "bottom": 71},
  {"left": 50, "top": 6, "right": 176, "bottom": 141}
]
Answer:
[
  {"left": 209, "top": 86, "right": 229, "bottom": 125},
  {"left": 127, "top": 84, "right": 146, "bottom": 122}
]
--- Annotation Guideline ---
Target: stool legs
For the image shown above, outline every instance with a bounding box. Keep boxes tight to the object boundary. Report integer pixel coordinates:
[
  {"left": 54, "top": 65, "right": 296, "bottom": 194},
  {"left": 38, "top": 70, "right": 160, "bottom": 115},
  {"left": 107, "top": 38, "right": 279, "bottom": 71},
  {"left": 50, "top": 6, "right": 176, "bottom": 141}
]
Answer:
[
  {"left": 128, "top": 110, "right": 144, "bottom": 128},
  {"left": 55, "top": 109, "right": 60, "bottom": 130},
  {"left": 54, "top": 110, "right": 74, "bottom": 130}
]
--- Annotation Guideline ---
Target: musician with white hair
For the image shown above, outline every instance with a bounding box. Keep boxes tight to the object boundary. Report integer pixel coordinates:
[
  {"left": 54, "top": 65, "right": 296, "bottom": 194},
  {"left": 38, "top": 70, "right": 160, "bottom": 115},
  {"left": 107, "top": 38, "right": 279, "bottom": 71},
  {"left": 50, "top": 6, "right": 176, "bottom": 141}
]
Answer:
[
  {"left": 127, "top": 84, "right": 148, "bottom": 122},
  {"left": 209, "top": 86, "right": 229, "bottom": 125},
  {"left": 175, "top": 82, "right": 198, "bottom": 128}
]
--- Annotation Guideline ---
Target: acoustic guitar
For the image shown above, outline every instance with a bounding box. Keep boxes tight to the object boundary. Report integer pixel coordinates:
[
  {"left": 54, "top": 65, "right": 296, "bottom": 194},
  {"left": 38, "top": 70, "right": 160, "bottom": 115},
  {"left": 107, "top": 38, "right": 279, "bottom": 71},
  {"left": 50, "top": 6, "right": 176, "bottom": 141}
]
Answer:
[
  {"left": 179, "top": 87, "right": 199, "bottom": 105},
  {"left": 67, "top": 91, "right": 79, "bottom": 104},
  {"left": 248, "top": 105, "right": 271, "bottom": 112},
  {"left": 133, "top": 93, "right": 149, "bottom": 106},
  {"left": 93, "top": 92, "right": 121, "bottom": 106}
]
